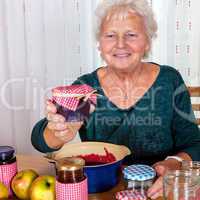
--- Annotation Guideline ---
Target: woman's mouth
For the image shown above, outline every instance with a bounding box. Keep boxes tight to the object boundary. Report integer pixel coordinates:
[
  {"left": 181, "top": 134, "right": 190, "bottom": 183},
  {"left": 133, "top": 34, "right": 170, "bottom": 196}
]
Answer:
[{"left": 113, "top": 53, "right": 131, "bottom": 58}]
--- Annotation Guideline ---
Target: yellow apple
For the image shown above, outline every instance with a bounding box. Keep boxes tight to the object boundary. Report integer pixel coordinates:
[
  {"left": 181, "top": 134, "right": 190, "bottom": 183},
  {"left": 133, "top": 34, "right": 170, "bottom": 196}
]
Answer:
[
  {"left": 11, "top": 169, "right": 38, "bottom": 199},
  {"left": 0, "top": 181, "right": 9, "bottom": 199},
  {"left": 29, "top": 175, "right": 55, "bottom": 200}
]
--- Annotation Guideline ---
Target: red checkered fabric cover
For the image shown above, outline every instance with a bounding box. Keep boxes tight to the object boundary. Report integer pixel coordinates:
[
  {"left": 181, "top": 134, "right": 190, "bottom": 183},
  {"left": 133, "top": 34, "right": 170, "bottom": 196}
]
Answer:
[
  {"left": 52, "top": 84, "right": 97, "bottom": 111},
  {"left": 196, "top": 188, "right": 200, "bottom": 199},
  {"left": 116, "top": 190, "right": 147, "bottom": 200},
  {"left": 56, "top": 178, "right": 88, "bottom": 200},
  {"left": 0, "top": 161, "right": 17, "bottom": 196}
]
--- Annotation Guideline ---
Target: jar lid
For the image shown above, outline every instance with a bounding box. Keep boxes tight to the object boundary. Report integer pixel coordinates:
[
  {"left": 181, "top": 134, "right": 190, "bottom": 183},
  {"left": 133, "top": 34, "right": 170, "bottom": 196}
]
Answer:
[
  {"left": 52, "top": 84, "right": 97, "bottom": 111},
  {"left": 0, "top": 146, "right": 15, "bottom": 161},
  {"left": 56, "top": 157, "right": 85, "bottom": 171},
  {"left": 116, "top": 190, "right": 147, "bottom": 200},
  {"left": 123, "top": 164, "right": 156, "bottom": 181}
]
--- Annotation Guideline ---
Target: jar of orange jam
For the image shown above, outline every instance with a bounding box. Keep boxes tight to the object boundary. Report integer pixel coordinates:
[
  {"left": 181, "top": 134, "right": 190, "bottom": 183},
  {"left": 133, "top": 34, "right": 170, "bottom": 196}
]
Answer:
[{"left": 56, "top": 157, "right": 86, "bottom": 183}]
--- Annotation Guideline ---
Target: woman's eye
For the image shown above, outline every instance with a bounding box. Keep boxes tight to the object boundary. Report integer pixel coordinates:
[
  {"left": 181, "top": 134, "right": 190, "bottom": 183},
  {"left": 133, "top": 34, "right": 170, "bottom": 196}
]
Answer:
[
  {"left": 104, "top": 33, "right": 115, "bottom": 39},
  {"left": 126, "top": 33, "right": 138, "bottom": 39}
]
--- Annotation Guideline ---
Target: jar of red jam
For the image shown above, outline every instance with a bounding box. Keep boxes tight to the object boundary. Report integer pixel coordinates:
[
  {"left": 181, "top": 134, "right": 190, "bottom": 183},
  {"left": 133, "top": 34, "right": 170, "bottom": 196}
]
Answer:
[
  {"left": 0, "top": 146, "right": 17, "bottom": 197},
  {"left": 52, "top": 85, "right": 97, "bottom": 122}
]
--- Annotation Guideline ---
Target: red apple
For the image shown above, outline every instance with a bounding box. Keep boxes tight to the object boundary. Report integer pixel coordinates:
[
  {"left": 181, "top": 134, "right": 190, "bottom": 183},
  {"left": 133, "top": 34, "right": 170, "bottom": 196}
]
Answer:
[
  {"left": 29, "top": 175, "right": 55, "bottom": 200},
  {"left": 11, "top": 169, "right": 38, "bottom": 199}
]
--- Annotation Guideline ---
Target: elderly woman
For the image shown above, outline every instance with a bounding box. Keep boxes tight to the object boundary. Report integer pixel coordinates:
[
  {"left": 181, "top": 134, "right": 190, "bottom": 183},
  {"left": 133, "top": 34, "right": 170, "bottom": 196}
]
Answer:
[{"left": 31, "top": 0, "right": 200, "bottom": 198}]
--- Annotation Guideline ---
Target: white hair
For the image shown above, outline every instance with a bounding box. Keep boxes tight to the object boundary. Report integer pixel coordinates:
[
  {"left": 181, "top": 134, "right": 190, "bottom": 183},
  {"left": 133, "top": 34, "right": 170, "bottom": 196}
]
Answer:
[{"left": 94, "top": 0, "right": 157, "bottom": 49}]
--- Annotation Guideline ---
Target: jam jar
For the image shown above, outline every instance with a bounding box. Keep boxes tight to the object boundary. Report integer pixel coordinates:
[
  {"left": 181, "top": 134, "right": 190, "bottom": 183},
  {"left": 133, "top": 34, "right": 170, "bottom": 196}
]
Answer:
[
  {"left": 55, "top": 157, "right": 88, "bottom": 200},
  {"left": 123, "top": 164, "right": 156, "bottom": 195},
  {"left": 52, "top": 85, "right": 97, "bottom": 122},
  {"left": 56, "top": 157, "right": 86, "bottom": 183},
  {"left": 0, "top": 146, "right": 17, "bottom": 196}
]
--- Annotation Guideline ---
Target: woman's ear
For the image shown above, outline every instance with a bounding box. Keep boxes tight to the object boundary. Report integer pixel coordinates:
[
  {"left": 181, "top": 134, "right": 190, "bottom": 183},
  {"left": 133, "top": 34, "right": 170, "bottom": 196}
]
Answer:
[
  {"left": 144, "top": 41, "right": 150, "bottom": 58},
  {"left": 145, "top": 40, "right": 150, "bottom": 52}
]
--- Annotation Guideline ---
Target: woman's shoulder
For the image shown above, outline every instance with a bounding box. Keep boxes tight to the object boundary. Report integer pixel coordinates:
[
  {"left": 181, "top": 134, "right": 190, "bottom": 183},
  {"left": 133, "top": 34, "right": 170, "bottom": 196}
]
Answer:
[
  {"left": 158, "top": 64, "right": 185, "bottom": 85},
  {"left": 148, "top": 62, "right": 181, "bottom": 77},
  {"left": 72, "top": 68, "right": 100, "bottom": 87},
  {"left": 159, "top": 64, "right": 181, "bottom": 77}
]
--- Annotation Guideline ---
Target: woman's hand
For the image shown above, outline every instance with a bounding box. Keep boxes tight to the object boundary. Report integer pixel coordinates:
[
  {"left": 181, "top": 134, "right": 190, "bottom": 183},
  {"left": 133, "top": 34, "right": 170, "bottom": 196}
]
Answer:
[
  {"left": 44, "top": 100, "right": 83, "bottom": 149},
  {"left": 147, "top": 159, "right": 182, "bottom": 199},
  {"left": 147, "top": 163, "right": 168, "bottom": 199}
]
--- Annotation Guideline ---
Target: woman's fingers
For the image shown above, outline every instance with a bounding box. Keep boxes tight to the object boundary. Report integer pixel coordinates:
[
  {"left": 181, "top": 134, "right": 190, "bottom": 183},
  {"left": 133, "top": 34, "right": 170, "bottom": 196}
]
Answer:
[
  {"left": 47, "top": 123, "right": 75, "bottom": 142},
  {"left": 149, "top": 187, "right": 163, "bottom": 199},
  {"left": 47, "top": 112, "right": 65, "bottom": 123},
  {"left": 45, "top": 99, "right": 66, "bottom": 123},
  {"left": 147, "top": 176, "right": 163, "bottom": 199},
  {"left": 67, "top": 121, "right": 83, "bottom": 132},
  {"left": 153, "top": 164, "right": 168, "bottom": 176},
  {"left": 54, "top": 130, "right": 71, "bottom": 142},
  {"left": 44, "top": 99, "right": 81, "bottom": 143},
  {"left": 45, "top": 98, "right": 83, "bottom": 142},
  {"left": 54, "top": 129, "right": 77, "bottom": 142},
  {"left": 147, "top": 162, "right": 169, "bottom": 199},
  {"left": 46, "top": 100, "right": 57, "bottom": 113},
  {"left": 47, "top": 121, "right": 68, "bottom": 131},
  {"left": 47, "top": 121, "right": 83, "bottom": 143}
]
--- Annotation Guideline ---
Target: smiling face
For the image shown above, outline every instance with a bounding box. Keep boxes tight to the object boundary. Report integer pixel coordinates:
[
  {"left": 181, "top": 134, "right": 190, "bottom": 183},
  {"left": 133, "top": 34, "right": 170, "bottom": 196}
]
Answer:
[{"left": 99, "top": 11, "right": 150, "bottom": 72}]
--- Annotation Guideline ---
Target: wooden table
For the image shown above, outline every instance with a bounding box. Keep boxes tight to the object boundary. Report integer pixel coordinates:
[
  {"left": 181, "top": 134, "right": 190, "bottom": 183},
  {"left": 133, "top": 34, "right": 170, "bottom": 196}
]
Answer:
[
  {"left": 17, "top": 155, "right": 162, "bottom": 200},
  {"left": 17, "top": 155, "right": 124, "bottom": 200}
]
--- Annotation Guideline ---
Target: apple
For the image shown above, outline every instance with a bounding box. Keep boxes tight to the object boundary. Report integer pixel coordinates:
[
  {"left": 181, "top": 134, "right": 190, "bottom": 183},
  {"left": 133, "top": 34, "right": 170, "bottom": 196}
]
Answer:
[
  {"left": 29, "top": 175, "right": 55, "bottom": 200},
  {"left": 0, "top": 181, "right": 9, "bottom": 199},
  {"left": 11, "top": 169, "right": 38, "bottom": 199}
]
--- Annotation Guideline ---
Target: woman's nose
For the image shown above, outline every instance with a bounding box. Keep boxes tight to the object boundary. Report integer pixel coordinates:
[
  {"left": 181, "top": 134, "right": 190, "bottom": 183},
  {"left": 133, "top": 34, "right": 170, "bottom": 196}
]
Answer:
[{"left": 116, "top": 37, "right": 126, "bottom": 48}]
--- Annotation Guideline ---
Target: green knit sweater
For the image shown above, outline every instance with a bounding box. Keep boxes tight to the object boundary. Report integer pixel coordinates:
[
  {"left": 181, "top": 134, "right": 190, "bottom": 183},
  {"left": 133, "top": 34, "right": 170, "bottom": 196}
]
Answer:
[{"left": 31, "top": 65, "right": 200, "bottom": 165}]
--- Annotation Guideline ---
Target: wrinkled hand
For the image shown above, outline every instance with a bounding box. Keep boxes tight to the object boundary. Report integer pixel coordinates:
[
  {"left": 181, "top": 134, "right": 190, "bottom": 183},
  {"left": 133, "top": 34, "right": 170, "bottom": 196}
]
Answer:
[
  {"left": 45, "top": 100, "right": 83, "bottom": 142},
  {"left": 147, "top": 161, "right": 169, "bottom": 199}
]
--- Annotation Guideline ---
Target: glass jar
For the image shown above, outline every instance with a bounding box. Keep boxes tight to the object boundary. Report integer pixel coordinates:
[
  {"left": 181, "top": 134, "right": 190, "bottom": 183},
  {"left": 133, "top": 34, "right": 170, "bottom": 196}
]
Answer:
[
  {"left": 163, "top": 170, "right": 199, "bottom": 200},
  {"left": 56, "top": 157, "right": 86, "bottom": 183},
  {"left": 122, "top": 164, "right": 156, "bottom": 195},
  {"left": 0, "top": 146, "right": 17, "bottom": 197},
  {"left": 181, "top": 160, "right": 200, "bottom": 196},
  {"left": 0, "top": 146, "right": 16, "bottom": 164},
  {"left": 182, "top": 161, "right": 200, "bottom": 172},
  {"left": 55, "top": 157, "right": 88, "bottom": 200}
]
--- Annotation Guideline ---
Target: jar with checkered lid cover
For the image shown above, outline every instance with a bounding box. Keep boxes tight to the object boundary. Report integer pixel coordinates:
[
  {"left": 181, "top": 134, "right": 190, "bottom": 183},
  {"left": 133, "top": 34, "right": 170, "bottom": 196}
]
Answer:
[
  {"left": 0, "top": 146, "right": 17, "bottom": 197},
  {"left": 123, "top": 164, "right": 156, "bottom": 194}
]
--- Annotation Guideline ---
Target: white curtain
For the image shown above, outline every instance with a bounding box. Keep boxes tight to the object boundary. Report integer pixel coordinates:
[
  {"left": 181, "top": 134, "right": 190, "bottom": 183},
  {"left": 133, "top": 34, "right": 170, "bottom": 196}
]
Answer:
[
  {"left": 0, "top": 0, "right": 89, "bottom": 154},
  {"left": 0, "top": 0, "right": 199, "bottom": 154},
  {"left": 150, "top": 0, "right": 200, "bottom": 86}
]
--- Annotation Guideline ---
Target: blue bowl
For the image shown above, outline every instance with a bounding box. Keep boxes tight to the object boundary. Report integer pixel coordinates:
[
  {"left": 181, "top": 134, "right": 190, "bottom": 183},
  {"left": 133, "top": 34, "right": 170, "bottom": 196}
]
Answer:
[
  {"left": 50, "top": 142, "right": 131, "bottom": 193},
  {"left": 84, "top": 159, "right": 122, "bottom": 193}
]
